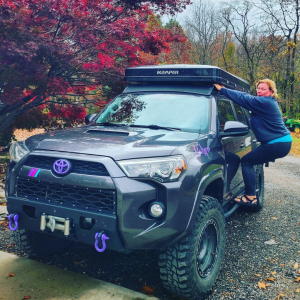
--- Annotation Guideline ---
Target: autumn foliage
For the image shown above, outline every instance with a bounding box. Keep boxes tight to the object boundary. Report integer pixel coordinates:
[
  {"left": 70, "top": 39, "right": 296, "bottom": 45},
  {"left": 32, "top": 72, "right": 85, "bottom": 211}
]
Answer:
[{"left": 0, "top": 0, "right": 189, "bottom": 140}]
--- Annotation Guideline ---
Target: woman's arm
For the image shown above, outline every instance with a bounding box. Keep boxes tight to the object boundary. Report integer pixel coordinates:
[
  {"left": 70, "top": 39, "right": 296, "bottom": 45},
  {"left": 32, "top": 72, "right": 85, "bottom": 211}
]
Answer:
[{"left": 213, "top": 84, "right": 264, "bottom": 112}]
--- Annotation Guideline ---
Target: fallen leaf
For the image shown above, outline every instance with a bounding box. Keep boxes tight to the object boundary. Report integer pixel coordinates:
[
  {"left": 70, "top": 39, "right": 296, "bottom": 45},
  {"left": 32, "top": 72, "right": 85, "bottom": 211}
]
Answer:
[
  {"left": 258, "top": 281, "right": 267, "bottom": 289},
  {"left": 280, "top": 264, "right": 285, "bottom": 267},
  {"left": 0, "top": 202, "right": 6, "bottom": 206},
  {"left": 295, "top": 277, "right": 300, "bottom": 282},
  {"left": 296, "top": 288, "right": 300, "bottom": 293},
  {"left": 271, "top": 271, "right": 277, "bottom": 275},
  {"left": 13, "top": 129, "right": 45, "bottom": 141},
  {"left": 265, "top": 277, "right": 277, "bottom": 282},
  {"left": 272, "top": 217, "right": 278, "bottom": 220},
  {"left": 275, "top": 258, "right": 279, "bottom": 262},
  {"left": 277, "top": 293, "right": 285, "bottom": 299},
  {"left": 294, "top": 263, "right": 299, "bottom": 269},
  {"left": 277, "top": 200, "right": 281, "bottom": 203},
  {"left": 265, "top": 239, "right": 277, "bottom": 245},
  {"left": 142, "top": 286, "right": 154, "bottom": 295},
  {"left": 6, "top": 272, "right": 15, "bottom": 278},
  {"left": 22, "top": 296, "right": 31, "bottom": 300},
  {"left": 254, "top": 274, "right": 261, "bottom": 277}
]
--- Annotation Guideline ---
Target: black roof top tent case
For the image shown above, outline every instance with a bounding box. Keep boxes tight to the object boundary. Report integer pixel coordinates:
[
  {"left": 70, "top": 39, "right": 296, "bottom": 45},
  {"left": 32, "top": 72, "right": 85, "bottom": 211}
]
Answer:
[{"left": 125, "top": 64, "right": 250, "bottom": 93}]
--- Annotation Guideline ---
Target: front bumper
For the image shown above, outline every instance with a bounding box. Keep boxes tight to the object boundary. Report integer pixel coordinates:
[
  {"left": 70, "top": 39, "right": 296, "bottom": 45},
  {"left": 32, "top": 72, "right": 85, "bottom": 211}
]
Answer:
[
  {"left": 7, "top": 197, "right": 125, "bottom": 251},
  {"left": 6, "top": 151, "right": 196, "bottom": 251}
]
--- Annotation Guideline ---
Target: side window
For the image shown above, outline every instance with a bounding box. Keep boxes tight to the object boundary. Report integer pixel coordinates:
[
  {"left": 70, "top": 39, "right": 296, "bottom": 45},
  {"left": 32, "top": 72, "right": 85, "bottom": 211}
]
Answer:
[
  {"left": 232, "top": 102, "right": 247, "bottom": 125},
  {"left": 243, "top": 109, "right": 252, "bottom": 128},
  {"left": 217, "top": 100, "right": 235, "bottom": 132}
]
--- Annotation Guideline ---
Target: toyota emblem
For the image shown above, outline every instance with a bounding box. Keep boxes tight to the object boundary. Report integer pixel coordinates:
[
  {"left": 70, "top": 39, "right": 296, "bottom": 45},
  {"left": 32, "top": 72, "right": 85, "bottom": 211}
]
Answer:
[{"left": 53, "top": 159, "right": 71, "bottom": 175}]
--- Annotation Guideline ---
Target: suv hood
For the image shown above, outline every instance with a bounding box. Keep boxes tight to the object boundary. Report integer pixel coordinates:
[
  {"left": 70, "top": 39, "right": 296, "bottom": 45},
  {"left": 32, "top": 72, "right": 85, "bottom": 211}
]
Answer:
[{"left": 25, "top": 126, "right": 202, "bottom": 160}]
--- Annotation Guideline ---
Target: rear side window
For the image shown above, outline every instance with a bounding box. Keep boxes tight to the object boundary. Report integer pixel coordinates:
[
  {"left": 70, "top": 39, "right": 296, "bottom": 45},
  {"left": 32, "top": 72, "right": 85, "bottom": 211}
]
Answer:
[
  {"left": 232, "top": 102, "right": 247, "bottom": 125},
  {"left": 243, "top": 109, "right": 252, "bottom": 128},
  {"left": 217, "top": 100, "right": 235, "bottom": 132}
]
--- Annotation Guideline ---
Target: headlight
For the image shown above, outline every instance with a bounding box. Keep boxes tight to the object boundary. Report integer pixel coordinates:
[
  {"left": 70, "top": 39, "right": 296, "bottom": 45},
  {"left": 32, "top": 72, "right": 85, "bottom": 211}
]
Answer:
[
  {"left": 9, "top": 141, "right": 30, "bottom": 162},
  {"left": 117, "top": 156, "right": 187, "bottom": 183}
]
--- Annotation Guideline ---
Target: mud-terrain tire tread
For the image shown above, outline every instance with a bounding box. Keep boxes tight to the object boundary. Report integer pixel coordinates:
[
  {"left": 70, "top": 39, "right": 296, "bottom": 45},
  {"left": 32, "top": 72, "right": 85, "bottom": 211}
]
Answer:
[
  {"left": 13, "top": 228, "right": 71, "bottom": 258},
  {"left": 158, "top": 196, "right": 226, "bottom": 300}
]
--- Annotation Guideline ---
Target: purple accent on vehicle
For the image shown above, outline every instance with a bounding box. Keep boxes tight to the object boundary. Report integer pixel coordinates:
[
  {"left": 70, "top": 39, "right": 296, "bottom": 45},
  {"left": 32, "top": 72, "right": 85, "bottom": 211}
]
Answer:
[
  {"left": 28, "top": 168, "right": 41, "bottom": 177},
  {"left": 28, "top": 168, "right": 35, "bottom": 177},
  {"left": 53, "top": 159, "right": 70, "bottom": 175},
  {"left": 194, "top": 144, "right": 210, "bottom": 158},
  {"left": 95, "top": 232, "right": 109, "bottom": 252},
  {"left": 8, "top": 214, "right": 19, "bottom": 231}
]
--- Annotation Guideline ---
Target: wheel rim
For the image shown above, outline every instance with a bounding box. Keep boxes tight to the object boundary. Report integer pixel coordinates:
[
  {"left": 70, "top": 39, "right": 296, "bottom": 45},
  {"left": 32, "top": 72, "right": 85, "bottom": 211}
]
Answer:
[
  {"left": 295, "top": 127, "right": 300, "bottom": 133},
  {"left": 196, "top": 219, "right": 218, "bottom": 278}
]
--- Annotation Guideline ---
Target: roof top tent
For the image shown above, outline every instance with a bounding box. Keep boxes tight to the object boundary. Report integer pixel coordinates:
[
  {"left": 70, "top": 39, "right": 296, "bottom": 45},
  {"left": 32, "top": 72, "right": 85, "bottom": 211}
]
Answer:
[{"left": 124, "top": 64, "right": 250, "bottom": 94}]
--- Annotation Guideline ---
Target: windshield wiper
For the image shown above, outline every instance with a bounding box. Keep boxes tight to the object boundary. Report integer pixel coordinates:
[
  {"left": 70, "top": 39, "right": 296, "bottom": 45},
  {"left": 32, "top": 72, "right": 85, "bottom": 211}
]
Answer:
[
  {"left": 91, "top": 122, "right": 128, "bottom": 127},
  {"left": 91, "top": 122, "right": 181, "bottom": 131},
  {"left": 129, "top": 124, "right": 181, "bottom": 131}
]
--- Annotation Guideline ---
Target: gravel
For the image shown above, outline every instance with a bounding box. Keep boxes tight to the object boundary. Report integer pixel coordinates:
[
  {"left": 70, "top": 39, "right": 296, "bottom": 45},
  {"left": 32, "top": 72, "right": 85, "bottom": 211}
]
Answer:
[{"left": 1, "top": 155, "right": 300, "bottom": 300}]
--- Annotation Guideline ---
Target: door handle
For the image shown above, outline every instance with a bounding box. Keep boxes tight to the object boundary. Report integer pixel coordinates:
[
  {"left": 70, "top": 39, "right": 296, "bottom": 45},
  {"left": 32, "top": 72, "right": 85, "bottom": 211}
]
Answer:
[{"left": 240, "top": 143, "right": 245, "bottom": 148}]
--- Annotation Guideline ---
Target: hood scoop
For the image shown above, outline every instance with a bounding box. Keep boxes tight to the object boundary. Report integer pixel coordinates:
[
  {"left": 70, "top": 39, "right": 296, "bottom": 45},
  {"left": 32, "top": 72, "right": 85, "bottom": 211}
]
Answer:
[{"left": 86, "top": 128, "right": 129, "bottom": 136}]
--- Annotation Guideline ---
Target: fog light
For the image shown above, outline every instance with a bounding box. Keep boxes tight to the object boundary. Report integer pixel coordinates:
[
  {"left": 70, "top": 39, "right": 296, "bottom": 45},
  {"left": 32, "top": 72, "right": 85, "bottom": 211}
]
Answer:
[{"left": 149, "top": 202, "right": 165, "bottom": 218}]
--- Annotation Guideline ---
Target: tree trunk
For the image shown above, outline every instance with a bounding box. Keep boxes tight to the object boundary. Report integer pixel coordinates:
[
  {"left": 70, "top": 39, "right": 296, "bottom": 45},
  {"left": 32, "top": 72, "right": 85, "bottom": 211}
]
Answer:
[
  {"left": 289, "top": 0, "right": 299, "bottom": 116},
  {"left": 0, "top": 95, "right": 44, "bottom": 135}
]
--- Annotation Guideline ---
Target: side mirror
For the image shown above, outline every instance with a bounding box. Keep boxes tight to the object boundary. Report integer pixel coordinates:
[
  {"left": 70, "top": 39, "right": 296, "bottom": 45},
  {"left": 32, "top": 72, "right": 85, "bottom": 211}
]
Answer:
[
  {"left": 220, "top": 121, "right": 249, "bottom": 137},
  {"left": 85, "top": 114, "right": 97, "bottom": 125}
]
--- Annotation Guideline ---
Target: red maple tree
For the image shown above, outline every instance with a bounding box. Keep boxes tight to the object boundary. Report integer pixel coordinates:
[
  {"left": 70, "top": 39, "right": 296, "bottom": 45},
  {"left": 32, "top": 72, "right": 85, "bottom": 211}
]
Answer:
[{"left": 0, "top": 0, "right": 190, "bottom": 136}]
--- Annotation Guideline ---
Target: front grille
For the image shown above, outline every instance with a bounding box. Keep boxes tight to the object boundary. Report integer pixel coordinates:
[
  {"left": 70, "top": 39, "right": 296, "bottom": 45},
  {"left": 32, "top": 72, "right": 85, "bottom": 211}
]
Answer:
[
  {"left": 25, "top": 156, "right": 110, "bottom": 176},
  {"left": 15, "top": 177, "right": 116, "bottom": 213}
]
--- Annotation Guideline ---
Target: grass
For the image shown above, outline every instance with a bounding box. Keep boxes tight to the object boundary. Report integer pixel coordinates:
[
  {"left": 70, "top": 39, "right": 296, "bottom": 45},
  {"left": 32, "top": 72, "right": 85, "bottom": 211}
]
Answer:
[
  {"left": 0, "top": 152, "right": 9, "bottom": 161},
  {"left": 290, "top": 133, "right": 300, "bottom": 156}
]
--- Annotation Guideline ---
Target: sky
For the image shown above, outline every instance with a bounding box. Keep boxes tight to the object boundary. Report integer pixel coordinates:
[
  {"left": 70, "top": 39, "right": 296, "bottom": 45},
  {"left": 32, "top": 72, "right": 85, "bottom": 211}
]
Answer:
[{"left": 161, "top": 0, "right": 225, "bottom": 25}]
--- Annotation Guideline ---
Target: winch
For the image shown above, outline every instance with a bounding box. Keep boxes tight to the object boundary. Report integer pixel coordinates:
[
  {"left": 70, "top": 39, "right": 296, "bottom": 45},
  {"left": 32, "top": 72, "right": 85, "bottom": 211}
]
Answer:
[{"left": 40, "top": 213, "right": 71, "bottom": 236}]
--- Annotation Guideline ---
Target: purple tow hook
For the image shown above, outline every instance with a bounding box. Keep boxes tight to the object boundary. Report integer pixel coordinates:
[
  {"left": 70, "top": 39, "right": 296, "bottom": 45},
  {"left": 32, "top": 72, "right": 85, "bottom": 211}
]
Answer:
[
  {"left": 95, "top": 232, "right": 109, "bottom": 252},
  {"left": 8, "top": 214, "right": 19, "bottom": 231}
]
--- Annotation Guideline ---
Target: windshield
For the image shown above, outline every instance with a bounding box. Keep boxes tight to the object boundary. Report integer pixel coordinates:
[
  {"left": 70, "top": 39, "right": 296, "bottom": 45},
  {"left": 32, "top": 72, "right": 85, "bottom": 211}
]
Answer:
[{"left": 95, "top": 93, "right": 210, "bottom": 133}]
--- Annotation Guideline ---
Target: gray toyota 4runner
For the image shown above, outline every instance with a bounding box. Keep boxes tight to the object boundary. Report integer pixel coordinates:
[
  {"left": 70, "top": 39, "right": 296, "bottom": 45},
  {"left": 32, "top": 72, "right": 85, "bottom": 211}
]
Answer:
[{"left": 6, "top": 65, "right": 264, "bottom": 300}]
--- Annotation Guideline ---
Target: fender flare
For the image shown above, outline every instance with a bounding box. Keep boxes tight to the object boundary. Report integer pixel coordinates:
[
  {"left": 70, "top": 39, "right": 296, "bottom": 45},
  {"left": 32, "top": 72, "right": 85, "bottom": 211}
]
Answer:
[{"left": 185, "top": 168, "right": 224, "bottom": 233}]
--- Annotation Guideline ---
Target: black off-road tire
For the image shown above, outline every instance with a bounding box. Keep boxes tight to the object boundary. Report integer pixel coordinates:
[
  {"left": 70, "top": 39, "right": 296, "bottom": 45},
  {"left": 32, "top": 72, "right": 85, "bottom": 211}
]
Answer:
[
  {"left": 13, "top": 229, "right": 72, "bottom": 258},
  {"left": 242, "top": 164, "right": 265, "bottom": 213},
  {"left": 158, "top": 196, "right": 226, "bottom": 300}
]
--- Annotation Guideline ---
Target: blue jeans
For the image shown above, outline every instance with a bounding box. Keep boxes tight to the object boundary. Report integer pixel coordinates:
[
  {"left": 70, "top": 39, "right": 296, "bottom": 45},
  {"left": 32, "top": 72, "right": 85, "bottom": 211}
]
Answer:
[{"left": 241, "top": 142, "right": 292, "bottom": 195}]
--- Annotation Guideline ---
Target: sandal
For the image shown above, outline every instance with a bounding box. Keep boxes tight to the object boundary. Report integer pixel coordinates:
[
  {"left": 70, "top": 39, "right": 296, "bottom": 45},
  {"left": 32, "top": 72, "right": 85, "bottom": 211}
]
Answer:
[{"left": 234, "top": 194, "right": 258, "bottom": 207}]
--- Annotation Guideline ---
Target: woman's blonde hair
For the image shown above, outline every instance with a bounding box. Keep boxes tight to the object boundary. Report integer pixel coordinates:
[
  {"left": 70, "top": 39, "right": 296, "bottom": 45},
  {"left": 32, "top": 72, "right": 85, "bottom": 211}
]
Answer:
[{"left": 256, "top": 79, "right": 278, "bottom": 99}]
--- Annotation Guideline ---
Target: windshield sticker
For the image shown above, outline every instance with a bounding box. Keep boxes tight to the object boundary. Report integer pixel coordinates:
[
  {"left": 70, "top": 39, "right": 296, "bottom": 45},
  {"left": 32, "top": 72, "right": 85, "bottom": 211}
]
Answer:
[
  {"left": 28, "top": 168, "right": 41, "bottom": 178},
  {"left": 194, "top": 144, "right": 210, "bottom": 158}
]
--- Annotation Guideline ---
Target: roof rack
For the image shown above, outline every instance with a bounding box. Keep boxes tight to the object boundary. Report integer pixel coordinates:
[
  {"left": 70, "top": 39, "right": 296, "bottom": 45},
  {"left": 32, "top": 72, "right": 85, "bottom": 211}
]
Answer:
[{"left": 124, "top": 64, "right": 250, "bottom": 92}]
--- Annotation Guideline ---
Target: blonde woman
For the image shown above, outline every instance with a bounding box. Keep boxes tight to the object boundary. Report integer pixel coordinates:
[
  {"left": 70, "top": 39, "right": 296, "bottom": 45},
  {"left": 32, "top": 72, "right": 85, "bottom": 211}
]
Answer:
[{"left": 214, "top": 79, "right": 292, "bottom": 207}]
